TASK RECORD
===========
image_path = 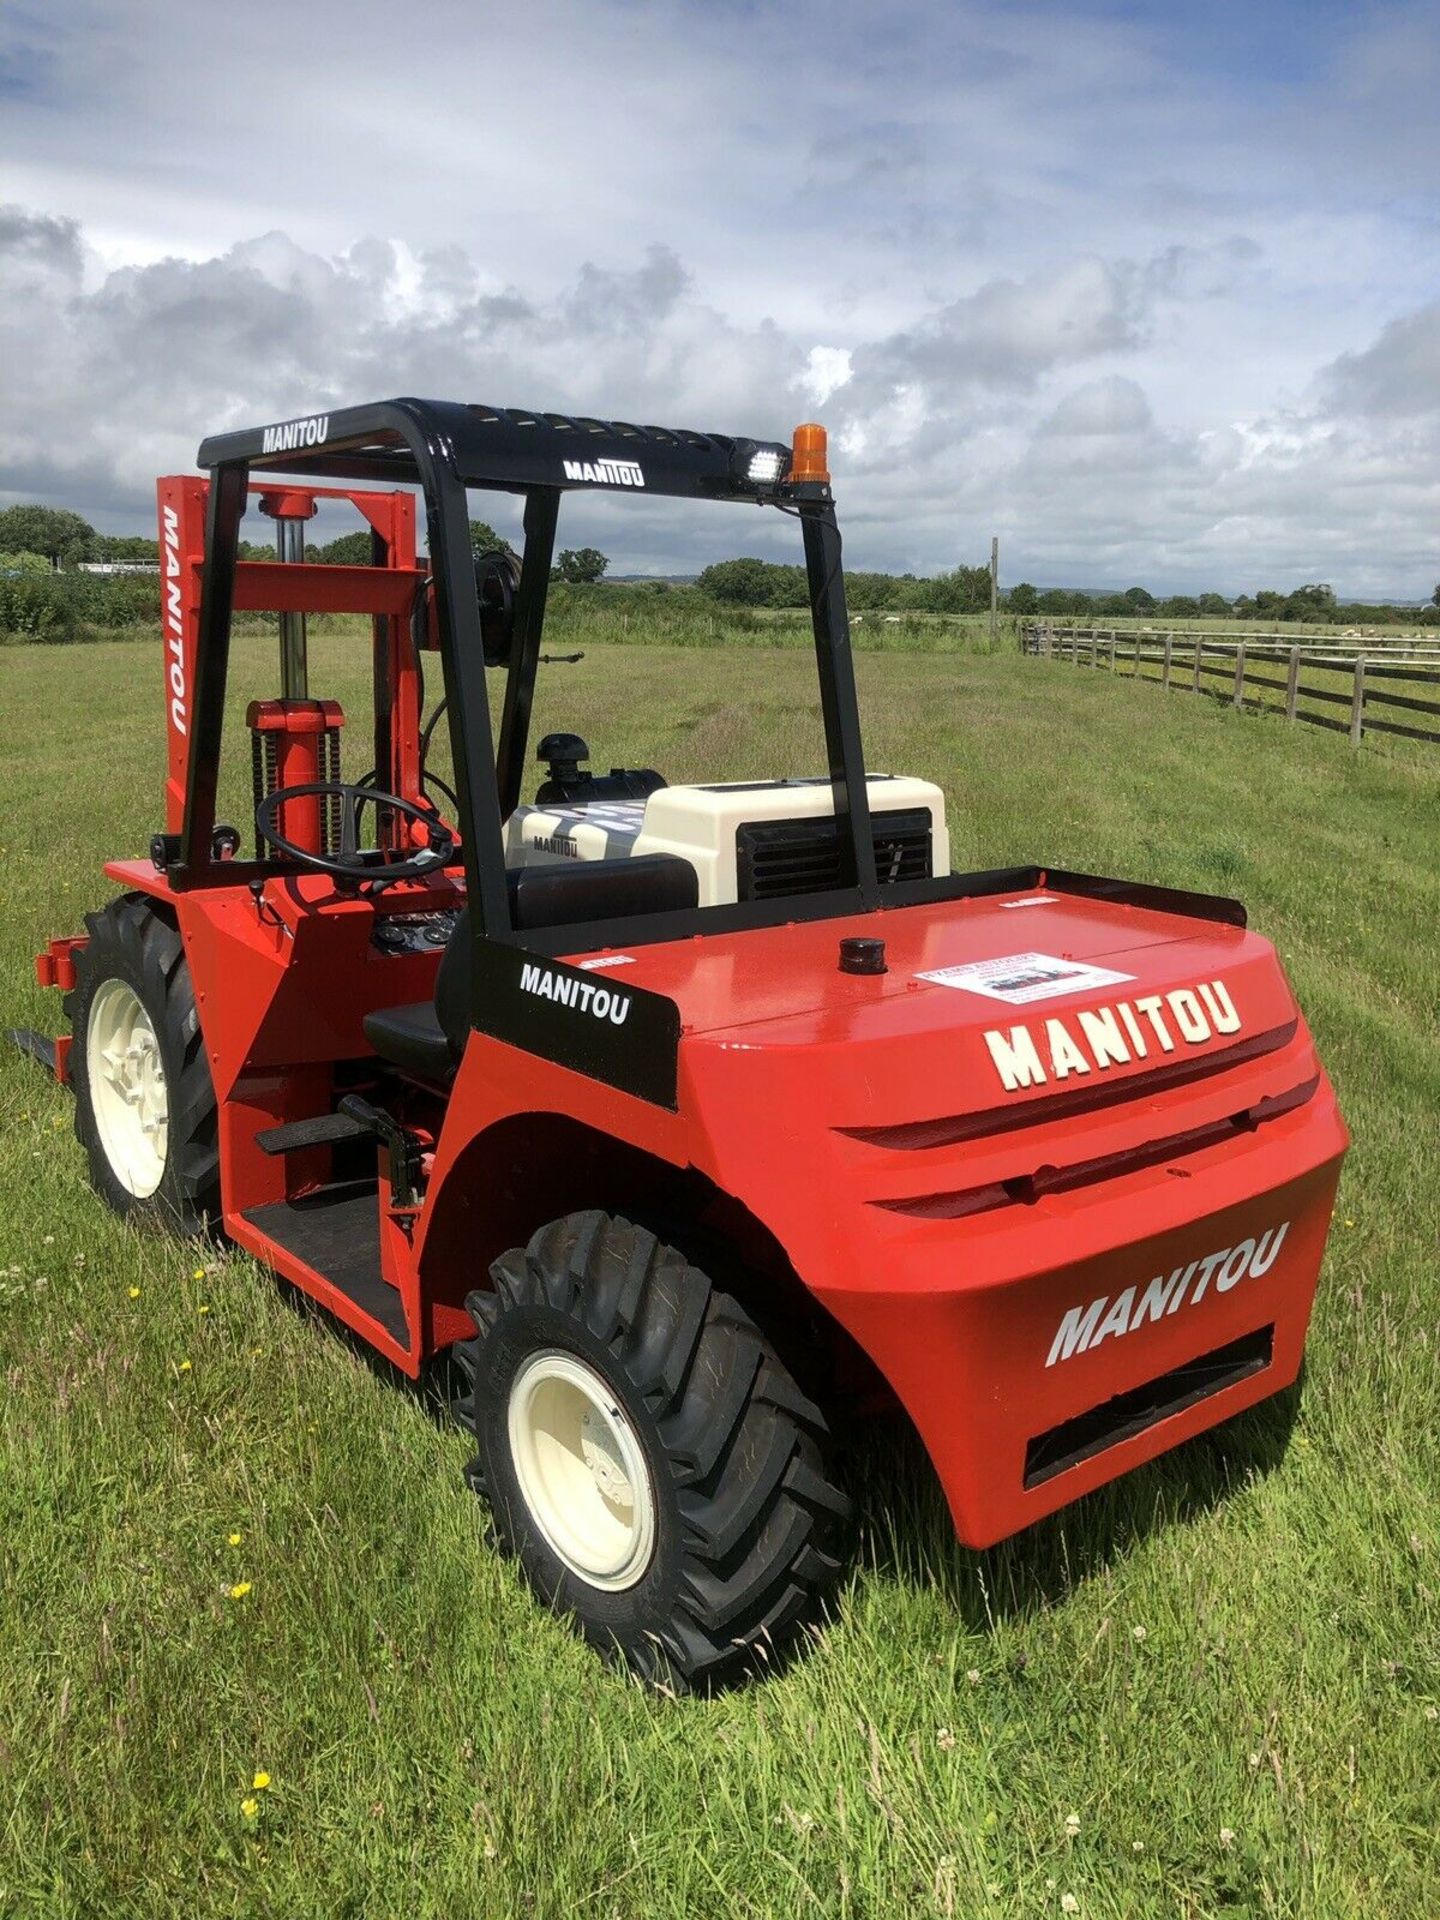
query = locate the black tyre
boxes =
[453,1211,851,1691]
[65,895,220,1236]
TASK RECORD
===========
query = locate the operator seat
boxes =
[361,853,699,1082]
[358,926,469,1083]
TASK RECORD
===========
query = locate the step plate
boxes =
[242,1182,407,1345]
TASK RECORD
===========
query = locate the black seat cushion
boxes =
[504,852,697,937]
[363,854,699,1079]
[360,999,455,1083]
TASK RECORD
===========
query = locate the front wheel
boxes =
[453,1211,851,1691]
[66,896,220,1235]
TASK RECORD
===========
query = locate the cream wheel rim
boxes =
[506,1350,657,1590]
[86,979,169,1199]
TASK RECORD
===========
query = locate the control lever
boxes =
[338,1094,422,1208]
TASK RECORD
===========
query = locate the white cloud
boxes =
[1324,304,1440,419]
[797,347,854,408]
[1040,377,1154,438]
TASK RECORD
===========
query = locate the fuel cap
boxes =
[839,936,887,975]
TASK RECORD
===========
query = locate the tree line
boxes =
[2,502,1433,626]
[698,557,1440,626]
[1003,580,1433,625]
[0,504,610,586]
[698,557,995,613]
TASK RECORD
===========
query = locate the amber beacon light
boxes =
[790,422,830,485]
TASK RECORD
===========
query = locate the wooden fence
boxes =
[1019,624,1440,749]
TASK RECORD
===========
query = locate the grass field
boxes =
[1,632,1437,1919]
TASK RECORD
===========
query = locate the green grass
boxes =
[1,634,1437,1919]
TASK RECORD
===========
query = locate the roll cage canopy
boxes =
[198,397,796,504]
[182,394,938,955]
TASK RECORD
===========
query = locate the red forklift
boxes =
[22,400,1348,1688]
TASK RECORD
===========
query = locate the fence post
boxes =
[1192,636,1203,693]
[1349,657,1367,746]
[1285,647,1300,722]
[1162,632,1173,691]
[1109,630,1118,672]
[1232,642,1246,709]
[1090,632,1098,670]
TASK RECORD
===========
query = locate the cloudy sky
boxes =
[2,0,1438,592]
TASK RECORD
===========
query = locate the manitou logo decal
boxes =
[1046,1222,1289,1367]
[161,504,186,737]
[520,961,631,1025]
[261,414,330,454]
[984,980,1242,1091]
[531,833,581,858]
[562,457,645,487]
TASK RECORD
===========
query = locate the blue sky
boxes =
[1,0,1437,593]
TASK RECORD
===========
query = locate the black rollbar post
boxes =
[800,501,880,907]
[369,523,394,800]
[428,470,513,942]
[495,487,561,817]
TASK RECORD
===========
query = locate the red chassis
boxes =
[84,851,1344,1550]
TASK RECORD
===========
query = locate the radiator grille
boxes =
[736,807,932,901]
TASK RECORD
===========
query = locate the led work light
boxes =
[728,437,791,493]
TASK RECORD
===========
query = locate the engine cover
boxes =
[504,775,950,905]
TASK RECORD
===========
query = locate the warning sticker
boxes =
[916,951,1136,1004]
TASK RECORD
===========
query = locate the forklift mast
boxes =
[156,471,426,861]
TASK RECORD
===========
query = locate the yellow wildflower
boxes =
[252,1770,271,1791]
[193,1267,206,1281]
[178,1360,192,1374]
[228,1531,243,1547]
[127,1286,141,1300]
[240,1796,259,1820]
[229,1581,252,1600]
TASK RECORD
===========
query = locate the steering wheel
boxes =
[255,782,458,886]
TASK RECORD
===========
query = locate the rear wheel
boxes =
[66,896,220,1235]
[454,1211,851,1691]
